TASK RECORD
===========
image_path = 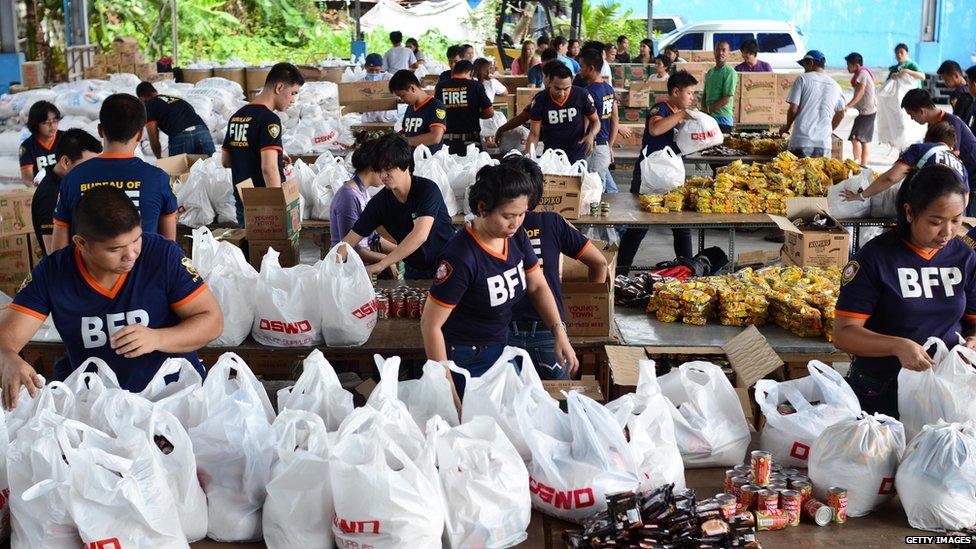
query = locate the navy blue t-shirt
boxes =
[146,95,207,137]
[586,81,616,143]
[350,176,455,273]
[435,77,493,135]
[512,211,590,322]
[528,86,597,162]
[402,96,447,154]
[19,130,63,177]
[429,226,540,345]
[836,233,976,377]
[898,143,969,189]
[527,65,544,87]
[10,233,207,392]
[937,111,976,190]
[223,103,285,187]
[54,155,178,237]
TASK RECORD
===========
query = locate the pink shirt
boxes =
[511,57,540,75]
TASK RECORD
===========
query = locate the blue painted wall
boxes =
[614,0,976,71]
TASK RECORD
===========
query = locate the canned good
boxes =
[600,201,610,217]
[779,490,802,527]
[826,487,848,524]
[790,480,813,504]
[731,476,751,498]
[739,485,761,510]
[780,468,799,478]
[755,509,790,531]
[757,489,779,513]
[770,463,782,473]
[751,450,773,487]
[407,295,421,319]
[589,202,600,217]
[777,403,797,415]
[724,470,737,494]
[716,493,738,521]
[789,474,811,486]
[768,482,788,491]
[768,473,787,484]
[392,293,407,318]
[802,498,833,526]
[375,295,389,319]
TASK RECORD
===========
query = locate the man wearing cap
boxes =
[780,50,845,158]
[434,59,494,154]
[361,53,398,125]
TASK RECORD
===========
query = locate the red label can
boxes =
[802,498,833,527]
[755,509,789,531]
[790,480,813,505]
[724,470,737,494]
[407,296,421,319]
[757,489,779,513]
[779,489,802,527]
[375,295,389,319]
[716,493,738,521]
[826,487,848,524]
[731,476,750,498]
[739,485,761,510]
[751,450,772,487]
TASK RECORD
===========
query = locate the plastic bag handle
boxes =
[372,354,402,400]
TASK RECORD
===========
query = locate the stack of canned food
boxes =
[372,287,428,320]
[723,450,846,530]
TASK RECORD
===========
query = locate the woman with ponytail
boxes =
[834,164,976,417]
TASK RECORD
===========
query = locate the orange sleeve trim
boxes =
[895,159,911,167]
[53,219,69,228]
[170,282,208,309]
[574,239,593,260]
[482,107,494,114]
[8,303,48,322]
[964,313,976,322]
[426,292,457,310]
[429,123,447,129]
[525,262,541,274]
[835,309,871,320]
[159,211,178,218]
[261,146,283,152]
[20,165,33,170]
[146,120,158,126]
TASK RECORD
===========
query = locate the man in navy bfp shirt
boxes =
[526,63,600,163]
[342,133,455,279]
[0,187,223,407]
[51,93,179,253]
[223,62,305,227]
[435,60,494,154]
[136,81,215,158]
[390,70,447,153]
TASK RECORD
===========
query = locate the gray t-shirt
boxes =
[383,46,417,72]
[786,71,846,150]
[851,68,877,115]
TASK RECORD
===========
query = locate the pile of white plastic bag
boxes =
[525,145,604,213]
[191,227,259,347]
[899,337,976,441]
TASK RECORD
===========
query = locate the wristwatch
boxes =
[549,321,567,334]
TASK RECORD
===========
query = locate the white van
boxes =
[656,20,806,72]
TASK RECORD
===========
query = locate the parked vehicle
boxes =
[656,20,806,72]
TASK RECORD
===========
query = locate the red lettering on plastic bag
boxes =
[529,476,595,510]
[259,318,313,333]
[333,514,381,534]
[87,539,122,549]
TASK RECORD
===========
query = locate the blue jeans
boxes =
[507,322,568,380]
[602,168,618,194]
[447,343,508,398]
[168,126,216,156]
[789,147,827,159]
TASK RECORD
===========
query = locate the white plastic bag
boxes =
[606,360,685,492]
[5,379,74,442]
[459,346,547,461]
[517,388,640,523]
[808,413,906,517]
[0,411,12,542]
[399,361,459,432]
[430,415,531,548]
[148,409,208,543]
[330,406,444,548]
[318,242,378,347]
[573,160,604,212]
[899,339,976,442]
[414,145,459,216]
[754,361,862,467]
[876,75,926,151]
[188,353,275,542]
[174,174,215,228]
[192,226,258,346]
[263,410,334,549]
[276,349,354,431]
[658,361,750,467]
[828,168,873,219]
[138,358,204,428]
[639,146,685,194]
[62,357,120,425]
[870,181,901,218]
[675,110,723,154]
[896,420,976,531]
[253,249,323,347]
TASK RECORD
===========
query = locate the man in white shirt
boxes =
[781,50,846,158]
[383,31,417,73]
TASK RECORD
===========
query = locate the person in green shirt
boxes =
[888,43,925,87]
[703,40,738,132]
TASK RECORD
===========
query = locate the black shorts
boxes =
[849,113,876,143]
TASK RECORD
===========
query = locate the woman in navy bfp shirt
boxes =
[422,163,579,395]
[835,165,976,418]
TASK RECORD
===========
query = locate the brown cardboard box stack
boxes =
[89,36,157,80]
[672,62,709,91]
[20,61,44,88]
[236,180,302,269]
[0,189,38,296]
[536,173,584,220]
[770,198,850,270]
[560,240,618,337]
[337,81,398,113]
[736,73,797,125]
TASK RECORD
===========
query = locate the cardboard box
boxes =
[135,63,156,79]
[337,81,397,113]
[771,198,850,270]
[672,62,709,90]
[20,61,44,88]
[0,189,35,236]
[27,234,43,269]
[615,123,644,150]
[537,174,583,219]
[610,63,650,84]
[776,73,798,101]
[421,74,441,87]
[148,72,175,83]
[831,133,843,161]
[104,52,122,67]
[83,67,107,80]
[624,84,651,108]
[560,240,618,337]
[0,235,32,296]
[738,72,777,99]
[603,325,783,398]
[620,107,651,123]
[92,54,107,69]
[496,74,528,95]
[682,50,744,63]
[156,154,208,185]
[180,227,246,260]
[113,36,140,54]
[543,376,605,407]
[737,96,781,125]
[299,65,345,84]
[237,179,302,240]
[516,87,541,114]
[248,234,301,270]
